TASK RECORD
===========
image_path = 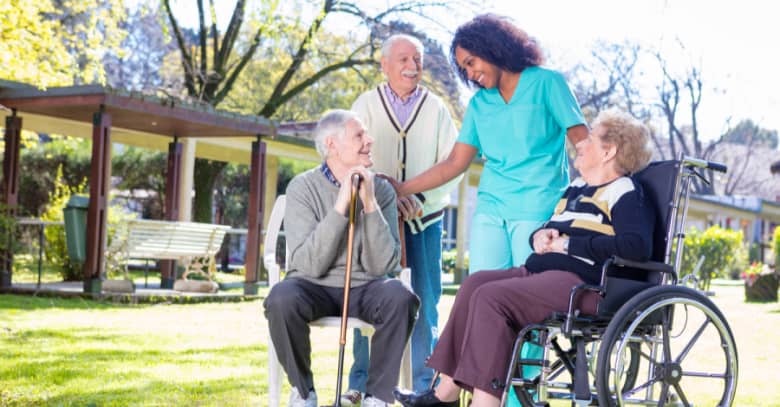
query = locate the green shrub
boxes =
[0,203,19,280]
[729,243,749,280]
[680,226,743,291]
[41,167,86,281]
[774,226,780,270]
[40,166,136,281]
[442,248,468,274]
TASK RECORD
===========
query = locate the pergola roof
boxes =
[0,80,275,138]
[0,80,322,164]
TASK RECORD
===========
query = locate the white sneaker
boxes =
[340,389,363,406]
[361,395,389,407]
[288,388,317,407]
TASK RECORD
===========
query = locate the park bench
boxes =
[112,219,230,293]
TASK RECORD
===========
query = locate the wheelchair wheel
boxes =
[510,337,640,406]
[595,285,738,406]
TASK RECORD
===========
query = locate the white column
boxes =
[178,138,196,221]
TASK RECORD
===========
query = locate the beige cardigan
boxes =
[351,84,462,233]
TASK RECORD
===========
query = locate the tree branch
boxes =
[259,0,335,117]
[162,0,197,96]
[260,58,375,117]
[197,0,207,89]
[216,0,246,75]
[209,0,219,70]
[211,24,267,106]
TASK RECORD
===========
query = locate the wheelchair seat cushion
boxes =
[597,277,657,316]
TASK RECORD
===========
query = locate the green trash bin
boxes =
[63,195,90,264]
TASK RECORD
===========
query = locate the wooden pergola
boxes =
[0,80,301,294]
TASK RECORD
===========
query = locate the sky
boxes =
[165,0,780,142]
[490,0,780,141]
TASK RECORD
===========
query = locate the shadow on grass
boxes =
[0,294,148,311]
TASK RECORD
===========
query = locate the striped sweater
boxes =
[525,176,655,285]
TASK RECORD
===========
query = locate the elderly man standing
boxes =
[264,109,419,407]
[343,34,462,404]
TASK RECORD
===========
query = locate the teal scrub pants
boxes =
[468,212,545,405]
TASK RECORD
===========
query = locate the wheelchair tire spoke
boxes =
[637,345,659,366]
[674,316,710,364]
[621,376,656,399]
[673,383,692,407]
[681,370,728,379]
[657,383,670,407]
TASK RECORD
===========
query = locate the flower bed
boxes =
[743,263,778,302]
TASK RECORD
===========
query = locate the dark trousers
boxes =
[426,267,599,398]
[264,277,419,403]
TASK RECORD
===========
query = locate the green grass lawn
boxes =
[0,282,779,406]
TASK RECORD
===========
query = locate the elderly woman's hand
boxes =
[548,235,569,254]
[532,228,559,254]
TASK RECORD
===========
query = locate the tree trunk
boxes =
[193,159,227,223]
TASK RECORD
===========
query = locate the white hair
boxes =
[381,34,424,59]
[314,109,360,159]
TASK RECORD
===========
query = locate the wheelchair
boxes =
[501,157,738,407]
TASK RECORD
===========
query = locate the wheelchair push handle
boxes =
[682,156,728,173]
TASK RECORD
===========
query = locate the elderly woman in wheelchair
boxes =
[395,109,738,407]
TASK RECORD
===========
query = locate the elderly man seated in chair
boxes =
[264,109,420,407]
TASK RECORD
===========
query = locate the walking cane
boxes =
[330,173,361,407]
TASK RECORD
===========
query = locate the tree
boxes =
[18,136,92,216]
[104,4,178,91]
[565,41,645,122]
[161,0,466,222]
[709,120,779,197]
[0,0,127,87]
[112,146,167,219]
[570,39,777,195]
[720,119,777,149]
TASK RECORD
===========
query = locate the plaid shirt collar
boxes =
[320,162,340,187]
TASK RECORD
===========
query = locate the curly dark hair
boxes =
[450,14,544,87]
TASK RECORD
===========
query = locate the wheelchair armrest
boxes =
[607,256,677,284]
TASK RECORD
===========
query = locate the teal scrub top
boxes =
[458,66,585,221]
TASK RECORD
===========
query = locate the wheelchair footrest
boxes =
[518,358,549,367]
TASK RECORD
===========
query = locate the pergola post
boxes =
[83,109,111,294]
[244,138,266,295]
[1,111,22,288]
[160,139,183,289]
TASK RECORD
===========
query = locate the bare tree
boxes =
[161,0,465,222]
[566,41,643,120]
[711,120,779,197]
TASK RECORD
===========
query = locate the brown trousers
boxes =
[426,267,599,398]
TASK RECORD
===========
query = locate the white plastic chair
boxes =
[265,195,413,407]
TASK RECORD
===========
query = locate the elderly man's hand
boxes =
[397,196,421,221]
[354,167,378,213]
[335,166,377,215]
